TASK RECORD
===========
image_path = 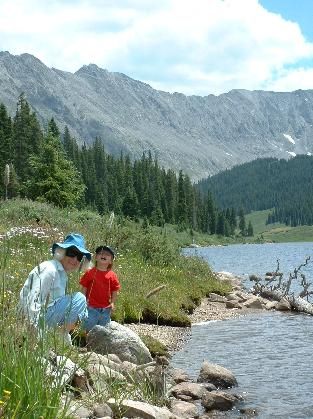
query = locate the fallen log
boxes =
[251,256,313,316]
[256,288,313,315]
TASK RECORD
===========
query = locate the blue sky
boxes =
[260,0,313,43]
[0,0,313,96]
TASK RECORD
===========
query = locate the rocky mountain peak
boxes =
[0,51,313,180]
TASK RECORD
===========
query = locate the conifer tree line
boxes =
[0,94,249,236]
[196,155,313,228]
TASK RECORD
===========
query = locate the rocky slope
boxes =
[1,51,313,180]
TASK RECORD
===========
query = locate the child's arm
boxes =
[110,290,118,311]
[81,286,87,296]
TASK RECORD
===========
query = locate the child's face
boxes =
[95,250,113,269]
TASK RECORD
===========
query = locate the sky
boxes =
[1,0,313,96]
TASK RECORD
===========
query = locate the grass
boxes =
[0,198,231,417]
[245,210,313,243]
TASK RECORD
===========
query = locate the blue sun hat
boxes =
[52,233,91,260]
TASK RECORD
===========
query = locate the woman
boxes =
[19,233,91,345]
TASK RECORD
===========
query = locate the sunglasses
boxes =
[65,247,84,262]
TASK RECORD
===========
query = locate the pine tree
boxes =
[26,132,85,207]
[206,191,217,234]
[216,212,225,236]
[12,94,43,189]
[176,170,188,228]
[47,117,60,138]
[122,186,139,219]
[247,220,254,236]
[238,208,246,236]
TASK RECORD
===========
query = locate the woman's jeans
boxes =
[45,292,88,327]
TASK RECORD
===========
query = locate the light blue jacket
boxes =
[19,259,68,324]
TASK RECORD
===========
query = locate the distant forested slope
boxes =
[196,155,313,226]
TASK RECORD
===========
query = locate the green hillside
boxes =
[245,209,313,242]
[197,155,313,228]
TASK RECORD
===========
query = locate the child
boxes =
[80,245,120,332]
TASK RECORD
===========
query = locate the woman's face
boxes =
[61,247,84,273]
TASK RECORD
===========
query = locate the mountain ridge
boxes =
[1,51,313,180]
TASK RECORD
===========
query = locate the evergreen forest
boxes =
[197,155,313,227]
[0,94,250,237]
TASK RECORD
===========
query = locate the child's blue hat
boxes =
[52,233,91,260]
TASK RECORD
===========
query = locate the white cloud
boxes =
[0,0,313,95]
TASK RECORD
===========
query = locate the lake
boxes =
[172,242,313,418]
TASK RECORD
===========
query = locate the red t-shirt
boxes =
[79,267,120,308]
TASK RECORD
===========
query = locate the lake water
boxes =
[172,242,313,418]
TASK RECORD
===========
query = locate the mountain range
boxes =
[1,51,313,180]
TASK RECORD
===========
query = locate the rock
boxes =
[239,407,258,415]
[243,296,264,309]
[170,382,207,400]
[225,301,242,309]
[202,383,217,392]
[226,293,240,301]
[46,356,80,388]
[201,391,238,411]
[80,351,122,373]
[170,368,191,383]
[66,401,93,418]
[170,400,199,418]
[107,398,177,419]
[93,403,113,418]
[276,298,292,311]
[197,361,237,388]
[265,301,277,310]
[207,293,227,303]
[87,322,153,365]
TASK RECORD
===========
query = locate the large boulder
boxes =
[87,322,153,365]
[107,398,177,419]
[201,390,239,411]
[170,382,208,400]
[197,361,237,388]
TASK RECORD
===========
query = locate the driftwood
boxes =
[250,257,313,316]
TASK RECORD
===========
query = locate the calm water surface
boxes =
[172,242,313,418]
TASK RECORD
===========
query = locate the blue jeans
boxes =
[45,292,88,327]
[83,306,111,332]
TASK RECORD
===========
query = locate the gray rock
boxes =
[170,382,208,400]
[201,391,238,411]
[170,400,199,418]
[93,403,113,418]
[243,297,264,309]
[276,298,292,311]
[107,398,178,419]
[170,368,191,383]
[197,361,237,388]
[207,293,227,303]
[225,301,242,309]
[87,322,153,365]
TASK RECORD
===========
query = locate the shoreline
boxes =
[127,271,259,353]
